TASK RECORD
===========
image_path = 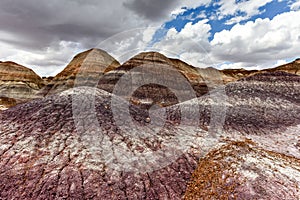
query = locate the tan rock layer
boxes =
[98,52,209,108]
[39,48,120,96]
[0,61,44,109]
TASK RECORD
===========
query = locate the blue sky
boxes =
[161,0,291,39]
[152,0,293,44]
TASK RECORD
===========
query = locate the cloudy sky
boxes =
[1,0,300,76]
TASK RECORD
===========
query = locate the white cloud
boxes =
[176,0,211,10]
[225,16,249,25]
[216,60,287,71]
[170,1,211,19]
[290,0,300,10]
[95,27,158,64]
[210,10,300,69]
[2,41,83,76]
[152,20,213,67]
[217,0,273,24]
[150,9,300,71]
[217,62,248,70]
[219,0,272,16]
[273,59,289,67]
[171,8,187,17]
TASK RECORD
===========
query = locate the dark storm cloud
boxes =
[0,0,151,50]
[123,0,178,20]
[0,0,182,51]
[0,0,184,75]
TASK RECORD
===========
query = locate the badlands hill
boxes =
[39,49,300,109]
[39,48,120,96]
[0,61,44,110]
[98,51,209,108]
[0,70,299,199]
[220,58,300,83]
[1,48,299,111]
[269,58,300,75]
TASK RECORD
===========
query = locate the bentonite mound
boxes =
[172,71,300,136]
[37,49,300,110]
[39,48,120,96]
[220,68,259,83]
[224,71,300,134]
[219,58,300,83]
[98,52,209,108]
[0,61,44,109]
[268,58,300,75]
[0,71,299,199]
[0,87,203,199]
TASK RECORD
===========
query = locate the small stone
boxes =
[145,117,151,123]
